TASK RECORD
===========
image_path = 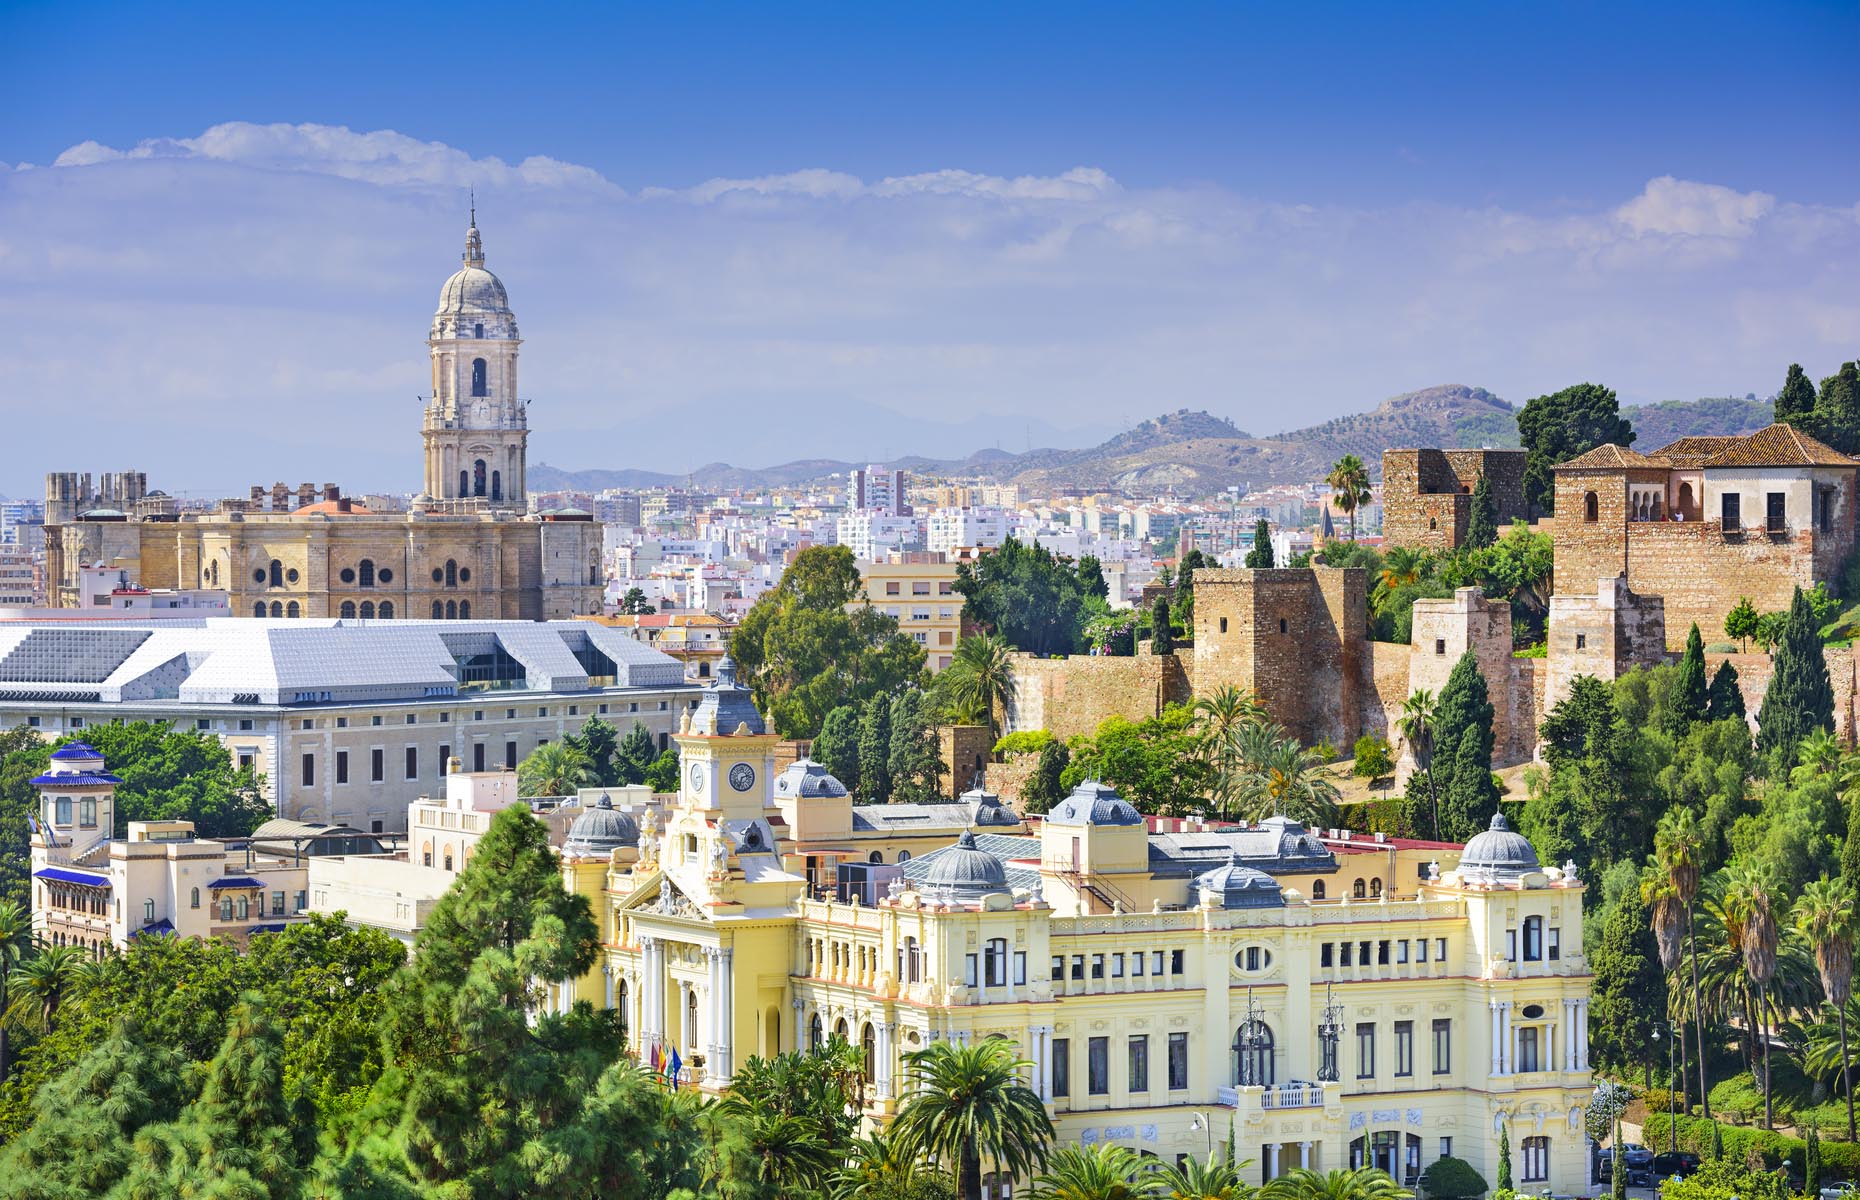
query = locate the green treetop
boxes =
[1756,586,1835,764]
[1776,362,1817,423]
[1466,474,1499,549]
[856,693,893,802]
[812,704,862,790]
[1517,382,1633,515]
[1151,594,1175,654]
[1244,518,1274,568]
[1588,882,1668,1074]
[1669,623,1709,734]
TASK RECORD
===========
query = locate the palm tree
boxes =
[1641,866,1690,1108]
[5,943,87,1033]
[729,1108,839,1193]
[1686,878,1818,1093]
[943,633,1019,745]
[1653,807,1712,1123]
[1395,690,1438,838]
[515,741,595,797]
[1193,686,1267,813]
[1799,729,1843,775]
[1260,1166,1410,1200]
[834,1133,937,1200]
[1232,735,1341,826]
[1032,1142,1151,1200]
[1326,455,1373,543]
[1722,860,1791,1128]
[890,1039,1052,1200]
[1795,876,1856,1138]
[0,899,31,1081]
[1376,546,1428,594]
[1148,1151,1253,1200]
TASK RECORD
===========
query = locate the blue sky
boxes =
[1,1,1857,495]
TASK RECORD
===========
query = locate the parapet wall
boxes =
[1005,651,1192,742]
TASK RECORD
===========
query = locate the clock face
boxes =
[728,762,756,792]
[687,762,704,791]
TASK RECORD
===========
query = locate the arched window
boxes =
[359,601,375,619]
[432,600,444,619]
[1522,915,1543,961]
[834,1017,849,1043]
[446,559,458,588]
[270,601,284,618]
[1352,878,1366,899]
[898,850,911,863]
[379,601,393,619]
[862,1022,876,1082]
[340,601,356,618]
[444,849,454,871]
[1651,494,1664,520]
[445,600,457,620]
[459,469,469,497]
[458,600,471,619]
[144,898,155,923]
[237,896,249,920]
[422,842,433,867]
[809,1013,823,1051]
[1583,491,1599,523]
[472,460,486,497]
[471,358,487,397]
[1369,878,1382,898]
[220,898,233,921]
[190,887,200,909]
[491,470,502,502]
[1233,1020,1275,1086]
[1678,481,1695,513]
[868,851,884,864]
[359,559,375,587]
[269,559,283,588]
[286,601,300,618]
[688,991,700,1049]
[1312,880,1326,900]
[253,601,266,617]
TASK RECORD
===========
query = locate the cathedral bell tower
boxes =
[423,211,528,510]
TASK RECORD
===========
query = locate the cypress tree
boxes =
[1023,740,1070,814]
[1668,623,1708,733]
[887,691,946,804]
[1706,661,1746,723]
[1589,886,1668,1074]
[1806,1123,1822,1196]
[1244,519,1274,568]
[1430,650,1495,830]
[1440,732,1500,843]
[1756,586,1835,763]
[856,693,892,802]
[614,721,657,786]
[1151,595,1175,655]
[1777,363,1817,423]
[811,704,861,789]
[1467,475,1499,549]
[1497,1123,1513,1190]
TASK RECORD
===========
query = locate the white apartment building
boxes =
[849,465,911,515]
[926,507,1008,554]
[836,512,919,562]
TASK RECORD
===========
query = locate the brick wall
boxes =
[1383,448,1528,550]
[1703,648,1859,744]
[1192,566,1364,749]
[1544,576,1667,713]
[984,753,1041,805]
[1408,588,1523,763]
[1005,652,1193,742]
[940,724,994,795]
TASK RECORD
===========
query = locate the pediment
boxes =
[618,871,710,923]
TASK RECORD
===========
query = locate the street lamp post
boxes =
[1316,982,1344,1083]
[1190,1112,1214,1160]
[1653,1021,1678,1154]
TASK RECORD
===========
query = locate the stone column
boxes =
[793,998,806,1053]
[640,936,659,1055]
[1267,1144,1280,1180]
[1500,1001,1513,1075]
[704,949,720,1084]
[876,1022,894,1100]
[719,947,735,1079]
[1489,1001,1502,1075]
[603,965,615,1011]
[1299,1142,1311,1169]
[1577,1000,1589,1071]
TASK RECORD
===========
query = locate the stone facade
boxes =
[1552,426,1859,649]
[43,217,604,620]
[1382,449,1528,550]
[1006,652,1192,743]
[1408,588,1540,767]
[1192,567,1364,749]
[939,724,995,795]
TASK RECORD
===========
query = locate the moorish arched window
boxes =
[471,358,487,397]
[340,601,356,618]
[1583,492,1599,523]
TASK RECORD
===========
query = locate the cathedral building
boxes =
[43,217,603,621]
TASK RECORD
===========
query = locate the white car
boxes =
[1821,1182,1858,1200]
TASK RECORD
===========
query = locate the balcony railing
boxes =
[1216,1080,1328,1110]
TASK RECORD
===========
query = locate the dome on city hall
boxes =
[1456,812,1540,882]
[1194,852,1285,909]
[1045,779,1144,827]
[919,830,1009,903]
[562,794,639,858]
[774,758,849,799]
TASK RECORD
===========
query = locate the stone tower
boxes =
[423,212,528,510]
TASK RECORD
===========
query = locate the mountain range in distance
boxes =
[528,385,1776,499]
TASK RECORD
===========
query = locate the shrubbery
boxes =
[1641,1112,1859,1179]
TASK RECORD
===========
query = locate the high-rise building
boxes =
[849,465,911,515]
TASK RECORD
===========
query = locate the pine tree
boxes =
[1466,475,1499,549]
[1777,363,1817,423]
[856,694,893,802]
[567,716,620,785]
[811,704,861,789]
[1668,623,1708,733]
[1243,519,1274,568]
[1756,586,1835,763]
[1816,362,1860,454]
[1706,661,1746,723]
[614,721,658,786]
[1429,650,1496,836]
[1589,885,1668,1074]
[1497,1123,1513,1190]
[1151,595,1175,655]
[1440,733,1500,843]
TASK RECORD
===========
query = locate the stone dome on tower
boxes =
[433,216,515,329]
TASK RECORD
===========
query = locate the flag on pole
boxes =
[649,1043,660,1073]
[668,1048,682,1089]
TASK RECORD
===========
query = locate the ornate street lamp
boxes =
[1236,986,1269,1086]
[1316,982,1344,1083]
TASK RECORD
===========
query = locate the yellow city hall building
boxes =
[557,662,1596,1195]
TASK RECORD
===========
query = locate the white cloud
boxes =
[1615,175,1775,238]
[3,123,1856,496]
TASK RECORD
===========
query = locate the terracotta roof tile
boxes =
[1555,443,1657,470]
[1699,423,1857,468]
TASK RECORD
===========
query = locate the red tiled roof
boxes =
[1555,444,1658,470]
[1698,423,1857,468]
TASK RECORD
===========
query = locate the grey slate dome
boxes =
[687,655,766,736]
[1046,780,1143,827]
[774,758,848,799]
[919,830,1009,903]
[963,787,1019,827]
[562,794,639,858]
[1194,852,1285,909]
[1457,812,1541,881]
